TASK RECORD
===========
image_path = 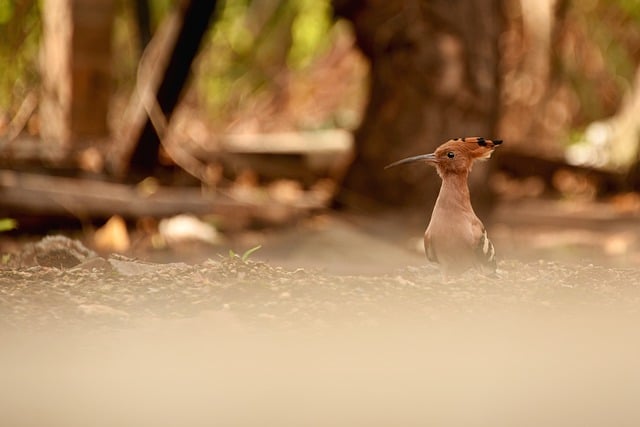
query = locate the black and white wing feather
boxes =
[424,234,438,264]
[474,227,496,272]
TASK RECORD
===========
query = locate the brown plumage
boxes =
[385,137,502,276]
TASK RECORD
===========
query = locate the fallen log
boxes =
[0,170,325,223]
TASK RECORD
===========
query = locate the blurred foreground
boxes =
[2,234,640,426]
[4,308,640,427]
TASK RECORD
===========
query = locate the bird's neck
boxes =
[435,171,474,214]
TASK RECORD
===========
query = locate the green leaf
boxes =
[0,0,14,25]
[0,218,17,232]
[241,245,262,262]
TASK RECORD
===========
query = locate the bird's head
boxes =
[384,137,502,176]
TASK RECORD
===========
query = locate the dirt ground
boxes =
[2,200,640,426]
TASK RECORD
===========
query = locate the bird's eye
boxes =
[447,152,455,159]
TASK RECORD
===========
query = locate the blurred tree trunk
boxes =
[40,0,115,148]
[498,0,562,155]
[333,0,503,211]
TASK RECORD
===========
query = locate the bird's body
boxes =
[385,137,501,276]
[425,168,495,275]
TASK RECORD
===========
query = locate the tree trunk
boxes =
[334,0,503,211]
[40,0,115,147]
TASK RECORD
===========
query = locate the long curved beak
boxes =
[384,153,437,169]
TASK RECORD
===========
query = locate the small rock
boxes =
[108,257,160,276]
[19,235,97,269]
[70,257,113,272]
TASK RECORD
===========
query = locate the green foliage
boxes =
[147,0,173,30]
[288,0,332,69]
[228,245,262,262]
[4,0,637,145]
[618,0,640,22]
[0,0,337,129]
[0,0,15,24]
[0,0,41,110]
[241,244,262,262]
[0,218,17,232]
[193,0,334,123]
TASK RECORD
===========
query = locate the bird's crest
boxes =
[445,137,502,160]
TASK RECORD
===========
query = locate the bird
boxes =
[385,137,502,277]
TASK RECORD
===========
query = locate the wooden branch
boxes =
[494,150,624,194]
[0,170,325,221]
[191,130,355,184]
[218,130,354,155]
[108,0,218,176]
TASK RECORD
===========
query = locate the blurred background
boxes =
[1,0,639,272]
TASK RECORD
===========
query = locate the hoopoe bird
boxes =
[385,137,502,276]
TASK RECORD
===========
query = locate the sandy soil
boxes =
[2,229,640,426]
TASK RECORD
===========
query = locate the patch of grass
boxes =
[228,245,263,263]
[241,245,262,262]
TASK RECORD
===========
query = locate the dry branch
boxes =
[0,170,325,222]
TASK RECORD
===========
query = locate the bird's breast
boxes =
[425,210,478,271]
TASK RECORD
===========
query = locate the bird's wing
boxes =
[424,233,439,264]
[472,223,496,271]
